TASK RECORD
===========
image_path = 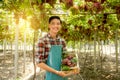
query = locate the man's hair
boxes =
[49,16,62,24]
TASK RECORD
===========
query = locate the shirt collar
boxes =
[47,33,60,40]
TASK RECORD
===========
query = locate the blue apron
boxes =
[45,45,67,80]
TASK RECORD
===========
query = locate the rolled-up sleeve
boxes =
[35,39,46,64]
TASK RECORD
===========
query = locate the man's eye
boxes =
[51,23,55,25]
[57,23,60,25]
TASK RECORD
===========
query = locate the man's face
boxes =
[49,19,61,34]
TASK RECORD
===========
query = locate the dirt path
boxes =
[0,50,120,80]
[0,51,34,80]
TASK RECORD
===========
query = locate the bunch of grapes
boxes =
[62,55,76,67]
[61,53,78,71]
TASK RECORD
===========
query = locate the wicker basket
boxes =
[61,51,79,73]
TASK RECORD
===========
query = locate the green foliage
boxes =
[0,0,120,44]
[107,0,120,7]
[61,65,70,71]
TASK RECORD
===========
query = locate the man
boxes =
[36,16,78,80]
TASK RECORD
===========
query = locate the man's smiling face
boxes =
[49,19,61,34]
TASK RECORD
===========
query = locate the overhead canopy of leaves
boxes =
[0,0,120,42]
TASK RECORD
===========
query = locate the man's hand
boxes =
[73,68,80,74]
[56,69,80,77]
[56,71,73,77]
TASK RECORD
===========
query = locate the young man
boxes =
[36,16,77,80]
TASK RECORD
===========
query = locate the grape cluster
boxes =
[62,54,77,67]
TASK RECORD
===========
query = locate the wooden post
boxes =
[23,20,27,73]
[94,30,97,72]
[14,18,19,79]
[115,29,118,72]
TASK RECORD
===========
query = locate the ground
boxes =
[0,50,82,80]
[0,48,120,80]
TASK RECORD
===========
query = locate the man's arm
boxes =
[37,62,74,77]
[37,62,58,74]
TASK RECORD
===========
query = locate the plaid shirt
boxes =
[36,33,66,64]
